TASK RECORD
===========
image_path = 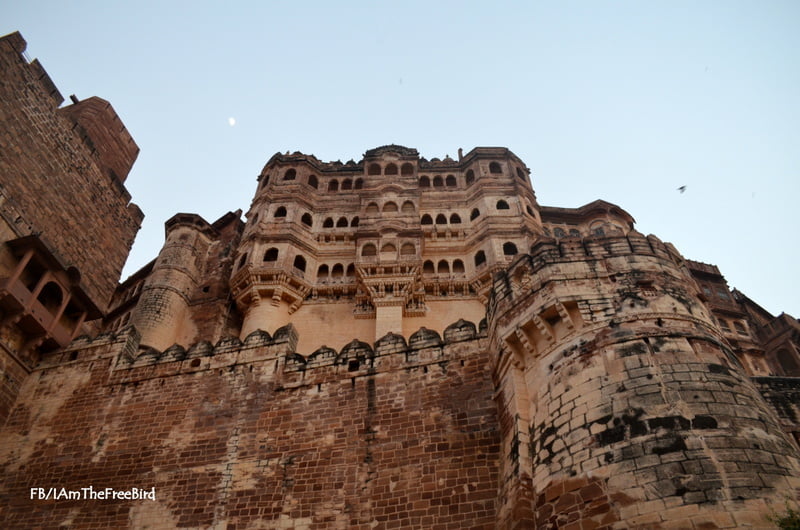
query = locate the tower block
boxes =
[489,233,800,528]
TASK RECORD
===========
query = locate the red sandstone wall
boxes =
[0,33,142,311]
[0,323,499,529]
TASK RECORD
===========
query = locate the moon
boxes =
[228,117,236,127]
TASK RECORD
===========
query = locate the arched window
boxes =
[474,251,486,267]
[452,259,465,274]
[323,217,334,228]
[284,168,296,180]
[470,208,480,221]
[437,260,450,274]
[274,206,287,218]
[419,176,430,187]
[569,229,581,237]
[331,263,344,278]
[351,216,360,227]
[400,243,415,256]
[260,175,270,188]
[380,243,397,258]
[238,253,249,269]
[516,167,526,181]
[354,178,364,190]
[346,264,355,277]
[336,217,348,228]
[383,202,398,213]
[421,214,433,225]
[37,281,63,313]
[401,163,414,175]
[402,200,415,213]
[368,163,381,175]
[526,205,535,216]
[293,255,306,272]
[445,175,457,187]
[328,180,339,192]
[489,162,502,174]
[250,212,259,225]
[308,174,318,189]
[449,213,461,224]
[733,321,747,335]
[423,260,435,274]
[465,169,475,185]
[301,213,313,227]
[554,227,566,238]
[496,200,510,210]
[366,203,379,214]
[385,163,398,175]
[264,248,279,262]
[435,214,447,224]
[503,242,518,255]
[342,179,353,190]
[318,264,329,278]
[362,243,377,257]
[433,176,444,187]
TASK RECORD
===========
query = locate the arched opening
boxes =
[362,243,377,257]
[383,202,398,213]
[435,214,447,225]
[308,174,318,188]
[301,213,313,227]
[470,208,480,221]
[354,178,364,190]
[380,243,397,259]
[516,167,526,181]
[496,200,510,210]
[437,260,450,274]
[474,251,486,267]
[274,206,287,218]
[328,180,339,192]
[336,217,348,228]
[250,212,259,225]
[318,264,329,279]
[554,227,566,238]
[400,243,415,256]
[423,260,435,274]
[385,163,398,175]
[503,242,518,255]
[569,229,581,237]
[777,349,800,376]
[293,255,307,273]
[489,162,502,174]
[260,175,270,188]
[238,253,249,269]
[368,163,381,175]
[331,263,344,278]
[351,216,360,227]
[401,163,414,175]
[449,213,461,224]
[445,175,457,187]
[37,281,63,313]
[264,248,279,262]
[526,205,535,216]
[419,176,430,187]
[323,217,334,228]
[346,264,355,277]
[284,168,296,180]
[452,259,465,274]
[342,179,353,190]
[366,203,379,214]
[421,214,433,225]
[401,200,415,213]
[433,176,444,187]
[465,169,475,185]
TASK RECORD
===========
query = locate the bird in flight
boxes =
[677,186,687,193]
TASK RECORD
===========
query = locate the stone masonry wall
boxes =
[0,320,499,529]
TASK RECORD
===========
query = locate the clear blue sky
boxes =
[3,1,798,317]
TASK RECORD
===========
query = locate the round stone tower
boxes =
[488,231,800,528]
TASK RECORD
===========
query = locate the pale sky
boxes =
[3,1,798,317]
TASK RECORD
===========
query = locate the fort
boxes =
[1,31,799,529]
